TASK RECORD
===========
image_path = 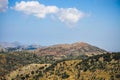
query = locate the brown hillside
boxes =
[36,42,107,57]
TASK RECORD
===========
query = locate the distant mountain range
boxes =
[0,42,107,55]
[0,41,21,48]
[0,42,42,51]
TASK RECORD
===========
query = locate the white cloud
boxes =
[0,0,8,12]
[12,1,86,25]
[58,8,84,24]
[13,1,58,18]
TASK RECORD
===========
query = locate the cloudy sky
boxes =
[0,0,120,51]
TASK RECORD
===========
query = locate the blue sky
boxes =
[0,0,120,51]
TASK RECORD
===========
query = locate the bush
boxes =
[110,75,114,80]
[62,72,70,79]
[31,71,34,75]
[21,76,25,80]
[25,74,29,78]
[115,74,120,78]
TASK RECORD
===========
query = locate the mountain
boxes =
[0,42,42,52]
[36,42,107,60]
[0,41,21,48]
[0,41,120,80]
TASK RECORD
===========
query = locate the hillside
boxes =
[3,52,120,80]
[0,51,45,79]
[36,42,107,60]
[34,52,120,80]
[5,64,50,80]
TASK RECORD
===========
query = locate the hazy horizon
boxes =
[0,0,120,52]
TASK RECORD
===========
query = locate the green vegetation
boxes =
[0,51,53,79]
[0,51,120,80]
[34,52,120,80]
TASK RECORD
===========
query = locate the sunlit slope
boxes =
[35,53,120,80]
[5,64,50,80]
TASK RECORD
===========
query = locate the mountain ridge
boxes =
[36,42,107,59]
[0,42,42,51]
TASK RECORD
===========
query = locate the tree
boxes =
[115,74,120,78]
[25,74,29,78]
[61,72,70,79]
[110,75,114,80]
[21,76,25,80]
[31,71,34,75]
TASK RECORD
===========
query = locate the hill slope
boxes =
[36,52,120,80]
[36,42,107,60]
[4,52,120,80]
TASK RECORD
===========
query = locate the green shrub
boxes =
[61,72,70,79]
